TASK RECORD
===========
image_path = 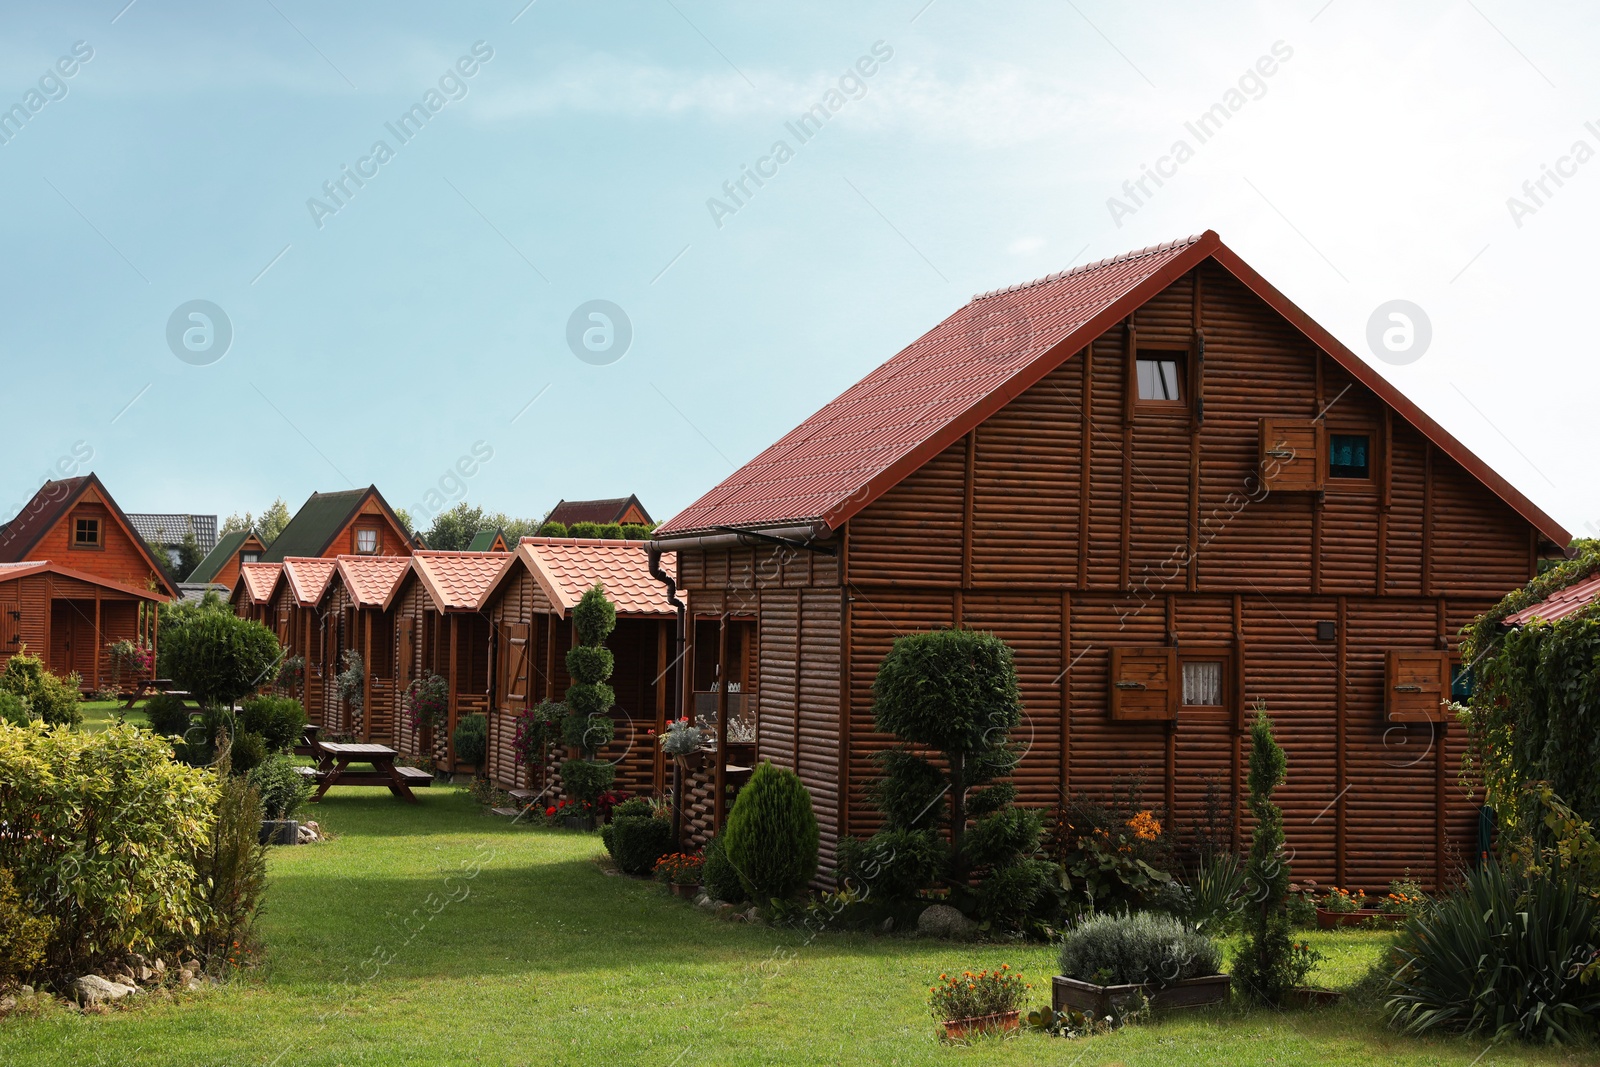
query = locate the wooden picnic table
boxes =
[310,742,431,804]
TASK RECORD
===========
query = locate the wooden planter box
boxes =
[562,814,596,832]
[940,1010,1019,1041]
[1052,973,1230,1017]
[1316,908,1405,929]
[669,882,700,900]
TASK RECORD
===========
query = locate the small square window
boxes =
[241,552,259,564]
[1329,434,1370,479]
[74,517,100,546]
[1136,356,1184,403]
[1182,660,1224,706]
[356,529,378,554]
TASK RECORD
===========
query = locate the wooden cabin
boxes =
[259,486,413,563]
[0,474,177,690]
[320,555,410,744]
[187,529,267,594]
[649,232,1570,890]
[259,558,336,726]
[391,551,513,771]
[229,562,282,627]
[468,528,510,552]
[0,562,166,690]
[479,538,680,798]
[546,495,652,528]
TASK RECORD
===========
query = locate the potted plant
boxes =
[929,965,1029,1041]
[653,851,705,899]
[659,716,705,769]
[1314,885,1407,928]
[1053,912,1230,1017]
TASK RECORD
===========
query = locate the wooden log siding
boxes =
[667,261,1540,890]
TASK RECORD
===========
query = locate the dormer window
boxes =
[241,551,259,564]
[355,528,379,554]
[73,516,100,547]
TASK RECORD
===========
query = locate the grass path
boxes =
[1,785,1587,1066]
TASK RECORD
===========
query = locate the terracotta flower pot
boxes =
[1315,907,1406,929]
[675,750,707,771]
[940,1010,1020,1041]
[670,882,700,900]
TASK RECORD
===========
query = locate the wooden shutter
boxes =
[1259,418,1325,492]
[0,601,19,657]
[1385,650,1451,722]
[505,622,530,709]
[1110,647,1177,721]
[397,616,414,691]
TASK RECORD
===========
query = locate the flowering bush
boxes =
[1319,886,1368,913]
[1377,878,1427,917]
[106,639,154,679]
[658,716,703,756]
[928,965,1029,1021]
[403,672,449,732]
[541,789,628,824]
[512,700,564,767]
[1048,793,1175,911]
[653,852,705,886]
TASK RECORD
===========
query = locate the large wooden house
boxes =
[391,551,514,771]
[479,538,680,798]
[259,486,413,563]
[0,474,175,690]
[648,232,1569,890]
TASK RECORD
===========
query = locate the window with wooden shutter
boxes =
[1385,650,1451,722]
[505,622,530,709]
[1258,418,1324,492]
[1110,647,1178,721]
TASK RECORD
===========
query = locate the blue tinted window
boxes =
[1451,664,1474,701]
[1329,434,1370,479]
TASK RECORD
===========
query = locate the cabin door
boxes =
[0,600,19,661]
[49,600,97,681]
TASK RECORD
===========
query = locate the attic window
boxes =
[1328,434,1371,479]
[1135,354,1184,405]
[355,528,378,555]
[241,552,259,564]
[73,517,100,547]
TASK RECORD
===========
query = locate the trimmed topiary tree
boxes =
[560,584,618,810]
[720,762,819,902]
[160,611,281,712]
[537,520,568,537]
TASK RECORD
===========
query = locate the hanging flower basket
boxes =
[676,749,708,771]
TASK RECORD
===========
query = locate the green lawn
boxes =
[78,698,150,732]
[0,786,1587,1066]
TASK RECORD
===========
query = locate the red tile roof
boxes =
[236,562,283,605]
[506,538,677,618]
[282,557,337,607]
[0,559,170,601]
[410,551,514,612]
[654,231,1568,546]
[335,554,411,609]
[546,495,651,526]
[1503,573,1600,626]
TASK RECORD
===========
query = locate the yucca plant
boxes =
[1181,851,1249,935]
[1386,858,1600,1044]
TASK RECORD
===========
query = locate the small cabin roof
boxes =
[493,537,677,619]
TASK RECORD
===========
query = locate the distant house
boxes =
[467,528,509,552]
[126,512,218,571]
[545,495,652,528]
[186,529,267,593]
[0,474,176,689]
[260,486,413,563]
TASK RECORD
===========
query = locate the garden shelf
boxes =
[1051,973,1230,1017]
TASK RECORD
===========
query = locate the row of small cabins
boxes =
[0,231,1580,892]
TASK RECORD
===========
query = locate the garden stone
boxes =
[0,996,16,1014]
[917,904,977,939]
[153,959,165,975]
[19,984,32,995]
[73,974,139,1006]
[741,906,762,924]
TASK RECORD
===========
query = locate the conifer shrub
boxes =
[452,713,487,768]
[598,522,624,540]
[569,521,603,538]
[702,835,747,903]
[247,754,312,821]
[537,520,568,537]
[721,762,819,902]
[144,692,194,738]
[238,694,307,753]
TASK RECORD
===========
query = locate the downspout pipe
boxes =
[647,544,686,845]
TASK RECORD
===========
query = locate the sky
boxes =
[1,0,1597,539]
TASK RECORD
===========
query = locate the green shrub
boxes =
[1233,703,1319,1004]
[561,707,616,752]
[565,645,615,685]
[1385,858,1600,1043]
[569,521,603,539]
[228,730,268,775]
[238,694,307,753]
[1059,911,1223,987]
[975,857,1056,929]
[563,584,618,758]
[160,610,281,710]
[702,835,747,903]
[722,762,819,902]
[144,692,193,738]
[0,721,215,976]
[572,584,616,645]
[537,520,568,537]
[620,523,654,540]
[597,522,624,540]
[560,758,615,806]
[1181,852,1249,935]
[1047,785,1176,912]
[838,828,947,903]
[194,771,267,970]
[0,866,55,988]
[452,714,487,767]
[610,815,672,875]
[0,652,81,727]
[0,691,32,726]
[247,755,312,821]
[611,797,653,821]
